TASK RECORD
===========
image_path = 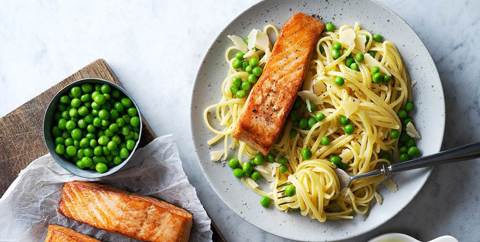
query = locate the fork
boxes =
[335,142,480,189]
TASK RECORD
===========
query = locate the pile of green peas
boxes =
[389,100,421,161]
[228,152,298,208]
[230,52,263,98]
[51,82,140,173]
[370,66,392,84]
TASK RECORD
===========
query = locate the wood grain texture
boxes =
[0,59,155,194]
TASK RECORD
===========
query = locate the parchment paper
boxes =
[0,135,212,242]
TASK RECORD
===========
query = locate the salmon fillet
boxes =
[233,13,324,154]
[44,225,99,242]
[58,181,192,242]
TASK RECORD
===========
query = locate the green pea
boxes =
[335,76,345,86]
[101,119,109,127]
[344,124,354,134]
[248,74,257,83]
[52,126,62,137]
[70,87,82,98]
[249,56,259,67]
[92,90,100,98]
[113,156,122,165]
[408,146,421,157]
[298,118,308,129]
[331,48,341,59]
[284,184,296,197]
[350,62,359,71]
[65,120,75,131]
[76,149,84,159]
[79,138,89,148]
[301,147,312,160]
[95,163,108,173]
[69,108,78,118]
[315,112,326,121]
[66,146,77,157]
[60,95,70,104]
[345,57,355,67]
[403,118,412,126]
[111,90,120,99]
[130,116,140,127]
[93,94,106,105]
[100,84,111,94]
[236,90,246,98]
[373,34,384,42]
[119,148,129,159]
[241,61,249,70]
[228,158,240,169]
[113,102,124,112]
[73,140,79,148]
[330,155,343,168]
[267,153,275,163]
[102,147,110,156]
[71,129,82,140]
[77,106,88,116]
[55,137,65,145]
[368,50,376,57]
[398,109,408,119]
[308,117,317,129]
[91,102,100,110]
[85,133,94,139]
[76,160,85,169]
[65,138,74,146]
[80,157,92,167]
[121,98,132,108]
[252,66,262,77]
[71,98,81,108]
[404,101,414,112]
[253,153,265,165]
[326,22,336,32]
[235,51,245,60]
[97,109,108,120]
[278,157,288,165]
[232,77,242,88]
[384,75,392,83]
[279,164,288,173]
[390,129,400,139]
[241,81,252,92]
[245,65,252,73]
[232,58,242,69]
[372,72,384,83]
[85,125,94,134]
[81,84,93,93]
[121,126,130,136]
[371,66,380,74]
[61,111,69,119]
[407,138,416,148]
[233,168,244,178]
[242,162,254,176]
[339,115,349,125]
[355,52,364,62]
[116,117,126,127]
[91,146,101,157]
[249,171,261,181]
[399,153,409,161]
[55,144,65,155]
[107,141,117,151]
[321,136,330,145]
[333,42,342,50]
[98,136,109,145]
[230,85,239,95]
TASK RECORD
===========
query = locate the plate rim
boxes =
[189,0,445,240]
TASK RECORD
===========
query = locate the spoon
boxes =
[335,142,480,189]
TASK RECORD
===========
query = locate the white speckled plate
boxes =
[190,0,445,240]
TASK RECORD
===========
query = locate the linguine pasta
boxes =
[203,22,418,222]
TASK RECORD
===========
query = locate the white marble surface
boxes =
[0,0,478,241]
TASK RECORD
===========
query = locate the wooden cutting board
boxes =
[0,59,224,242]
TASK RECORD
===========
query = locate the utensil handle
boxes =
[389,142,480,173]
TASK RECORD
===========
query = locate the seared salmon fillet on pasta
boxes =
[58,181,192,242]
[233,13,324,154]
[44,225,99,242]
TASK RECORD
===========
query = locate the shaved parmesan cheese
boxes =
[247,29,259,50]
[340,148,353,162]
[341,96,359,117]
[355,34,367,52]
[406,122,421,139]
[383,179,398,192]
[255,165,274,182]
[339,28,356,46]
[298,90,323,104]
[364,54,391,76]
[227,35,247,52]
[255,31,271,52]
[209,150,224,162]
[245,177,259,189]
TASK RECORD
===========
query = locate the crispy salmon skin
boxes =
[233,13,324,154]
[58,181,192,242]
[44,225,99,242]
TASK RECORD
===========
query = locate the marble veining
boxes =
[0,0,479,241]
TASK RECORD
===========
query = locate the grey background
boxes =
[0,0,478,241]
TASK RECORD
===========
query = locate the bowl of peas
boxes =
[43,78,142,178]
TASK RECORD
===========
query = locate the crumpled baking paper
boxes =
[0,135,212,242]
